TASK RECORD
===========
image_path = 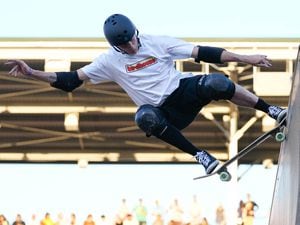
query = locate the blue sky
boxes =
[0,0,299,38]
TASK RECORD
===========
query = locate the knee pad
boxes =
[200,74,235,100]
[135,104,168,137]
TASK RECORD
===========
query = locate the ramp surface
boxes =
[269,46,300,225]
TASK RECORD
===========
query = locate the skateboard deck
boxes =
[194,117,287,181]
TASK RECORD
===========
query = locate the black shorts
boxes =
[159,74,235,130]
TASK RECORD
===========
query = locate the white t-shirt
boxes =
[82,34,195,106]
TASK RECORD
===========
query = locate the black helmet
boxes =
[103,14,136,46]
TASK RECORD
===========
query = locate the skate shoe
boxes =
[267,106,287,123]
[194,150,220,174]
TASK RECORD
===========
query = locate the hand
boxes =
[221,51,272,68]
[247,55,272,68]
[5,59,33,77]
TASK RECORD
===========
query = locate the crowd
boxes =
[0,195,258,225]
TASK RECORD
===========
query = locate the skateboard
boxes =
[194,117,287,182]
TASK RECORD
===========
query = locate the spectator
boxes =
[215,204,226,225]
[168,199,183,225]
[123,214,138,225]
[152,214,163,225]
[243,194,258,225]
[237,200,245,225]
[41,213,55,225]
[114,215,122,225]
[133,198,148,225]
[28,214,39,225]
[200,218,209,225]
[151,200,165,225]
[96,215,108,225]
[69,214,76,225]
[83,215,95,225]
[0,215,9,225]
[56,213,67,225]
[117,199,130,224]
[189,195,202,225]
[12,214,25,225]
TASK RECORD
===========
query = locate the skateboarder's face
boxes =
[117,35,139,55]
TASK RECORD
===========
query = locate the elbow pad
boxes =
[195,46,225,63]
[51,71,83,92]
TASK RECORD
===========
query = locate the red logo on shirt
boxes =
[126,57,157,72]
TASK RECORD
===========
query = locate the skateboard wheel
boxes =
[275,132,285,142]
[219,171,232,182]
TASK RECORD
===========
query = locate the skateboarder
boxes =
[6,14,287,174]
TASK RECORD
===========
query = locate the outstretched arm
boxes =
[191,46,272,68]
[5,60,89,92]
[6,59,58,83]
[220,50,272,67]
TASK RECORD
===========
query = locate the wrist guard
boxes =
[195,46,225,63]
[51,71,83,92]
